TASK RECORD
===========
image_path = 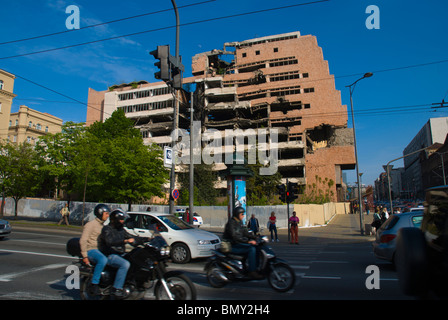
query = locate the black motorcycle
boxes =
[204,235,295,292]
[66,236,197,300]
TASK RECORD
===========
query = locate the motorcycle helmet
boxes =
[109,208,127,227]
[233,206,245,218]
[94,203,111,219]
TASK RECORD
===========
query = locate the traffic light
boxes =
[150,45,170,81]
[287,182,299,203]
[170,56,183,89]
[277,184,286,203]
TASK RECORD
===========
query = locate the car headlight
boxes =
[198,240,212,245]
[160,245,170,256]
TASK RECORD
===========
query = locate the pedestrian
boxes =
[58,203,70,226]
[247,214,260,235]
[371,210,382,233]
[380,207,389,223]
[268,211,279,242]
[288,211,300,244]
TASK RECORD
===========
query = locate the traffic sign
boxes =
[172,189,179,200]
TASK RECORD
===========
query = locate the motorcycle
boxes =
[204,235,295,292]
[66,236,197,300]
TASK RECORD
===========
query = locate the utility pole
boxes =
[169,0,180,216]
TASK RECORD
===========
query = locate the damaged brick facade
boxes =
[86,31,355,202]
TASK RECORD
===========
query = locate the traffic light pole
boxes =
[169,0,180,216]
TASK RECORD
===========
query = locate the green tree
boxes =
[246,162,282,205]
[0,142,38,218]
[87,109,168,209]
[178,163,219,206]
[34,121,87,201]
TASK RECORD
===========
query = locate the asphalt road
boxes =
[0,214,412,300]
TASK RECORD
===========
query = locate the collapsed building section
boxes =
[185,31,355,200]
[86,31,355,201]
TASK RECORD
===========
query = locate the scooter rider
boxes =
[223,206,262,279]
[98,208,136,298]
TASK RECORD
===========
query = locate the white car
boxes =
[124,211,220,264]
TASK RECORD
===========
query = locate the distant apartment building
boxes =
[7,105,63,144]
[402,117,448,198]
[86,31,355,201]
[0,69,17,141]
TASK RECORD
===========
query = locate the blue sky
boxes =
[1,0,447,187]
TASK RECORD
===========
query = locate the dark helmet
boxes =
[109,208,127,227]
[233,206,245,218]
[94,204,111,219]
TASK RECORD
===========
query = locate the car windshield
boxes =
[157,215,193,230]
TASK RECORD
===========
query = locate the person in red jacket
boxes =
[288,211,300,244]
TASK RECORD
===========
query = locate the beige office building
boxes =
[7,105,63,145]
[0,69,17,141]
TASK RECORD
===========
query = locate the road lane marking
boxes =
[0,263,67,282]
[11,239,66,246]
[0,248,73,259]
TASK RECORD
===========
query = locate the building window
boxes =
[0,102,2,112]
[255,50,260,55]
[36,123,42,130]
[0,80,3,90]
[273,48,278,53]
[242,53,247,58]
[15,119,18,126]
[304,88,315,93]
[302,73,309,78]
[29,121,32,128]
[45,126,49,133]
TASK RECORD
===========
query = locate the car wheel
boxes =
[171,243,191,264]
[395,227,428,296]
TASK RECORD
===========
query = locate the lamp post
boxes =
[346,72,373,235]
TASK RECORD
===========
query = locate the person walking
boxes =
[268,211,279,242]
[58,203,70,226]
[247,214,260,235]
[288,211,300,244]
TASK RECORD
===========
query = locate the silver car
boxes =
[372,211,423,265]
[0,219,11,239]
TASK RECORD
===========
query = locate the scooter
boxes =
[66,236,196,300]
[204,235,295,292]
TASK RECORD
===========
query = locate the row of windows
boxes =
[239,86,315,100]
[9,120,49,132]
[118,99,174,113]
[118,86,172,101]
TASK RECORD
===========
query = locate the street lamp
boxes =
[346,72,373,235]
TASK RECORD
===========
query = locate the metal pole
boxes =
[169,0,180,215]
[349,89,363,235]
[189,91,194,223]
[346,73,372,235]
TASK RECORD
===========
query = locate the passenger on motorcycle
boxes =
[223,206,263,279]
[98,208,136,298]
[79,203,111,296]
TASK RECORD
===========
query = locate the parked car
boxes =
[124,211,220,264]
[0,219,11,239]
[175,208,203,227]
[372,211,423,265]
[396,186,448,298]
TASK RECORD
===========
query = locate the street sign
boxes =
[164,146,173,168]
[172,189,179,200]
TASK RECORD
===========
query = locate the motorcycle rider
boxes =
[98,208,136,298]
[223,206,262,279]
[79,203,111,296]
